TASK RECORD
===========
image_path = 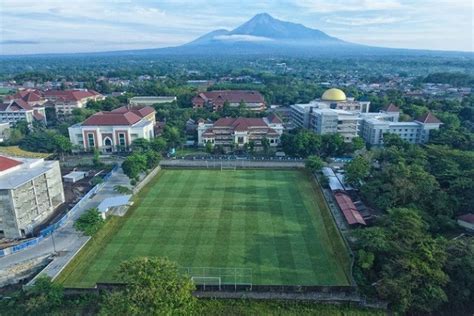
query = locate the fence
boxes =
[0,165,118,258]
[160,159,305,169]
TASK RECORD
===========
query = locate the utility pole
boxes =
[51,231,57,254]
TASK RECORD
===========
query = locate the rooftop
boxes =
[0,156,58,189]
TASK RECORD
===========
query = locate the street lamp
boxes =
[51,231,57,254]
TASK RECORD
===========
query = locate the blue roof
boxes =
[98,195,132,213]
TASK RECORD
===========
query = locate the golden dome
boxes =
[321,88,346,101]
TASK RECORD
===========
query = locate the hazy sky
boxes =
[1,0,473,55]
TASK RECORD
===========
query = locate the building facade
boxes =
[44,89,104,116]
[0,99,46,126]
[359,107,442,145]
[129,96,177,106]
[0,156,65,238]
[197,114,283,151]
[192,90,266,112]
[68,106,156,153]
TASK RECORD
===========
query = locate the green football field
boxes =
[58,169,351,288]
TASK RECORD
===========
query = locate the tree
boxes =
[145,150,161,169]
[162,126,182,149]
[100,257,196,315]
[122,153,147,181]
[205,141,213,154]
[131,138,150,153]
[345,156,370,188]
[305,155,323,172]
[353,208,448,313]
[74,208,104,235]
[23,276,64,315]
[52,134,72,160]
[150,137,167,152]
[114,185,132,194]
[261,137,270,155]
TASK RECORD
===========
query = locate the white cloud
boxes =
[214,34,274,42]
[324,15,406,26]
[293,0,403,13]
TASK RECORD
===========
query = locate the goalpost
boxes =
[221,161,237,171]
[191,276,222,290]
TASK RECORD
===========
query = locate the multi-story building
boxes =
[68,106,156,153]
[0,156,65,238]
[192,90,266,112]
[359,109,442,145]
[0,99,47,126]
[44,89,104,116]
[197,114,283,151]
[310,109,360,142]
[290,88,369,132]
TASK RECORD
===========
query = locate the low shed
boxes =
[63,171,87,183]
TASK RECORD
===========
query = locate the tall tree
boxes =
[101,257,195,315]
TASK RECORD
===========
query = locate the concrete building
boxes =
[310,109,360,142]
[0,156,65,238]
[129,96,177,106]
[0,99,46,126]
[43,89,104,116]
[197,114,283,151]
[192,90,266,112]
[290,88,370,129]
[68,106,156,153]
[359,105,442,145]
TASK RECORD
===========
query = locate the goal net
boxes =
[221,161,237,171]
[191,277,222,290]
[181,267,252,291]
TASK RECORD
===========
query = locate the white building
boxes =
[0,156,65,238]
[359,105,442,145]
[310,109,360,142]
[0,99,46,126]
[197,114,284,151]
[290,88,369,142]
[44,89,104,116]
[129,96,177,106]
[68,106,156,153]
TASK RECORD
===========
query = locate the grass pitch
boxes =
[58,169,351,287]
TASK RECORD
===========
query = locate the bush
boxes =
[74,208,104,236]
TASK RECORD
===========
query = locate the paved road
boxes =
[0,167,130,276]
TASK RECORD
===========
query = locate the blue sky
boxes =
[1,0,472,55]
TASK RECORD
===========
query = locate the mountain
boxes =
[176,13,351,54]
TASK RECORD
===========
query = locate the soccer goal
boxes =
[191,276,222,290]
[221,161,237,171]
[182,267,252,291]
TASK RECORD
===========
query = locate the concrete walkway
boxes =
[0,167,130,279]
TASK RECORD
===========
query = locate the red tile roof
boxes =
[112,106,155,118]
[214,117,267,130]
[334,192,366,225]
[383,103,400,112]
[0,156,22,172]
[458,213,474,224]
[82,111,143,126]
[44,89,100,102]
[267,113,283,124]
[0,99,33,111]
[416,112,442,124]
[193,90,265,107]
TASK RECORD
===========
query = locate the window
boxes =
[87,134,95,147]
[119,133,126,146]
[237,136,244,144]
